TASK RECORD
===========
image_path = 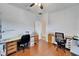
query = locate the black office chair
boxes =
[17,34,30,52]
[55,32,66,51]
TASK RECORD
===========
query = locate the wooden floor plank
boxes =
[10,39,71,56]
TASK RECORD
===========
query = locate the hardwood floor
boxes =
[10,39,71,56]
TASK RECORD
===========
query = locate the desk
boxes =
[0,36,21,56]
[0,35,36,56]
[71,39,79,55]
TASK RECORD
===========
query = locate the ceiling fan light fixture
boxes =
[35,3,38,5]
[30,3,43,9]
[38,3,41,6]
[35,3,41,7]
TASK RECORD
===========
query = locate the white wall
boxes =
[76,6,79,36]
[48,6,79,36]
[0,4,37,40]
[1,3,79,40]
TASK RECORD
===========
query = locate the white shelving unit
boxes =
[65,38,72,49]
[30,37,34,46]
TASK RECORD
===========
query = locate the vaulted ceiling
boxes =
[9,3,79,15]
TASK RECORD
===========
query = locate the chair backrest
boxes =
[20,34,30,44]
[55,32,64,42]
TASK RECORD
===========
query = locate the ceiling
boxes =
[9,3,79,15]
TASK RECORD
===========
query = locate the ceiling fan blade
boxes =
[40,4,43,9]
[30,3,35,7]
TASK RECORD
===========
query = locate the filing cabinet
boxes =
[34,33,39,44]
[48,34,52,43]
[6,41,17,55]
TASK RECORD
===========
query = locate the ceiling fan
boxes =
[30,3,43,9]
